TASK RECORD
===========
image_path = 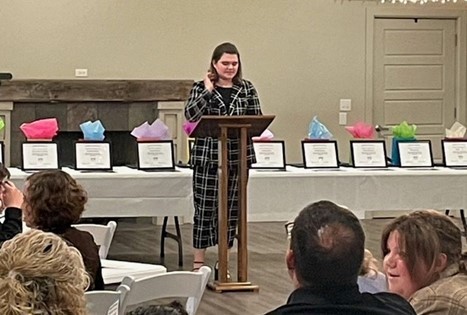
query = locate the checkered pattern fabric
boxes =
[192,166,239,249]
[186,78,262,249]
[185,79,262,167]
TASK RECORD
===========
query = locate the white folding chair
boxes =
[85,284,130,315]
[73,221,117,259]
[119,266,211,315]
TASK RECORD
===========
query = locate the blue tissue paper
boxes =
[80,120,105,141]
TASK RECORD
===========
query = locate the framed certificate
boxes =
[398,140,433,168]
[0,142,4,165]
[351,140,388,168]
[302,140,339,168]
[251,140,286,170]
[74,141,112,171]
[21,141,59,170]
[442,139,467,167]
[137,140,175,170]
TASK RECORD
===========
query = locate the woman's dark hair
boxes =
[24,170,87,231]
[0,163,10,181]
[126,301,188,315]
[209,42,242,84]
[290,200,365,287]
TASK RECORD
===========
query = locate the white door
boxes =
[374,18,457,161]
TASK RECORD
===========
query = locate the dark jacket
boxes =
[185,79,262,167]
[54,226,105,291]
[0,207,22,245]
[265,285,416,315]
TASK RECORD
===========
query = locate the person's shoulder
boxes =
[240,79,255,87]
[366,292,417,314]
[193,80,204,87]
[410,274,467,311]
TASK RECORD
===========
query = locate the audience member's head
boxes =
[360,249,380,277]
[0,163,11,211]
[23,170,88,231]
[0,229,89,314]
[381,210,465,299]
[126,301,189,315]
[0,163,10,181]
[286,200,365,288]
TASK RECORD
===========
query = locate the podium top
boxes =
[190,115,275,138]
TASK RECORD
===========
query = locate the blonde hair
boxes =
[0,230,90,314]
[360,249,380,277]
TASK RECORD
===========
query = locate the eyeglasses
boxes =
[284,222,294,239]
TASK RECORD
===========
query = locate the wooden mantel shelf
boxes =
[0,79,194,102]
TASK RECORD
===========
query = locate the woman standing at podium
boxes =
[185,42,262,273]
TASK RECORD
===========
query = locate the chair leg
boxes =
[445,209,451,216]
[460,209,467,238]
[159,216,184,267]
[160,216,169,258]
[174,216,184,267]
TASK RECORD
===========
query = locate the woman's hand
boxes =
[1,181,24,209]
[203,71,215,92]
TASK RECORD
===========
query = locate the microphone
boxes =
[0,73,13,80]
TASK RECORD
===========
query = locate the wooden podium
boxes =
[191,115,275,292]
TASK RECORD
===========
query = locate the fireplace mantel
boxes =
[0,79,193,102]
[0,79,193,166]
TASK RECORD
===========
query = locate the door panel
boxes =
[374,18,456,161]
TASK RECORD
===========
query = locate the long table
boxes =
[9,166,193,218]
[249,166,467,220]
[9,166,467,222]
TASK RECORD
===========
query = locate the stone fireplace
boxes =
[0,80,193,167]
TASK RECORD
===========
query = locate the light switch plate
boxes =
[340,99,351,111]
[339,112,347,125]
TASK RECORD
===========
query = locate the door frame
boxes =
[365,8,467,126]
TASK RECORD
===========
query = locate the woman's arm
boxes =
[185,73,216,122]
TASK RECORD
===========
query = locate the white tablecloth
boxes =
[9,166,193,218]
[248,166,467,220]
[9,166,467,222]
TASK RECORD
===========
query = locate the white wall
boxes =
[1,0,467,162]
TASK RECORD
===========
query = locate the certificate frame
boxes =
[74,141,112,171]
[137,140,175,170]
[301,140,339,169]
[251,140,286,170]
[350,140,388,168]
[398,140,434,168]
[442,139,467,167]
[0,142,4,165]
[21,141,59,171]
